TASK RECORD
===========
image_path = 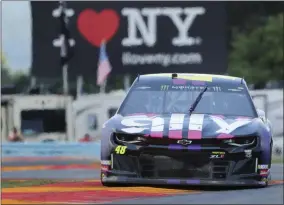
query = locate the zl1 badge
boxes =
[210,151,225,159]
[115,145,127,155]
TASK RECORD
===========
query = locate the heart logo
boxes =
[77,9,120,47]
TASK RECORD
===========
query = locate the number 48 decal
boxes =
[115,145,127,155]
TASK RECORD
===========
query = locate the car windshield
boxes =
[118,82,257,117]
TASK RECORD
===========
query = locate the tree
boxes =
[1,52,30,92]
[228,13,283,85]
[12,71,30,91]
[1,52,7,65]
[1,52,13,85]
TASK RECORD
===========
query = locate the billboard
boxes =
[31,1,227,80]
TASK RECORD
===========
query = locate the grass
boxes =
[272,157,283,164]
[1,179,59,188]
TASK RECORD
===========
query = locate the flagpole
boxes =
[97,39,110,94]
[59,1,70,96]
[124,74,130,91]
[100,79,107,94]
[62,64,68,95]
[76,75,83,99]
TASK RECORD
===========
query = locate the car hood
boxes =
[111,113,262,139]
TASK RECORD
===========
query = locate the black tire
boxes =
[269,141,273,168]
[262,175,270,188]
[258,142,272,188]
[101,180,122,187]
[258,176,269,188]
[101,181,111,186]
[100,174,121,187]
[259,184,268,188]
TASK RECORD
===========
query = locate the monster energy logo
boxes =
[161,85,169,90]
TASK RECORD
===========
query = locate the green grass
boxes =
[1,179,59,188]
[272,157,283,164]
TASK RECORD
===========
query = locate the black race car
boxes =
[100,73,273,187]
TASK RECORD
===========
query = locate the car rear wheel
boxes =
[101,181,112,186]
[261,143,273,187]
[260,174,270,188]
[270,141,273,168]
[100,173,121,187]
[101,181,123,187]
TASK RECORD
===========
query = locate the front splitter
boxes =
[102,176,268,187]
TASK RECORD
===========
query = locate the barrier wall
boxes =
[2,141,282,162]
[251,89,283,137]
[2,142,101,160]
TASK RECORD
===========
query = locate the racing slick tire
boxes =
[259,141,273,188]
[100,173,121,187]
[101,181,124,187]
[101,181,114,187]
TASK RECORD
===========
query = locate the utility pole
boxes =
[52,1,75,95]
[123,74,131,91]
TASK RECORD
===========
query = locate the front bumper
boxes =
[102,175,268,187]
[101,136,269,187]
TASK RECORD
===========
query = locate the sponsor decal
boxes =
[101,160,111,166]
[121,115,151,133]
[101,165,109,171]
[172,85,192,90]
[121,113,205,139]
[120,114,250,139]
[150,116,164,138]
[188,114,204,139]
[114,145,127,155]
[166,85,222,91]
[210,151,225,159]
[210,116,251,135]
[244,149,252,158]
[161,85,170,90]
[260,169,269,176]
[258,164,269,169]
[169,114,185,139]
[212,151,225,154]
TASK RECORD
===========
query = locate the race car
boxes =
[100,73,273,187]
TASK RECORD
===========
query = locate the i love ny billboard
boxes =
[31,1,227,80]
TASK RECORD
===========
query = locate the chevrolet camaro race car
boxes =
[100,73,273,187]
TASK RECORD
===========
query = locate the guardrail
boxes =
[2,142,101,159]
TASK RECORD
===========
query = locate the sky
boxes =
[2,1,31,73]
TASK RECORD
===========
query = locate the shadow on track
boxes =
[102,182,283,192]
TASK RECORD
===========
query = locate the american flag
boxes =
[96,41,112,86]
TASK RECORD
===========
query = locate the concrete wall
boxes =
[250,89,283,137]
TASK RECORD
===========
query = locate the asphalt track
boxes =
[2,159,284,204]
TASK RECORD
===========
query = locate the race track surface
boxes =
[2,159,283,204]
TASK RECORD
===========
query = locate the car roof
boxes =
[137,73,244,86]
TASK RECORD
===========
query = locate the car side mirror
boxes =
[257,109,266,122]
